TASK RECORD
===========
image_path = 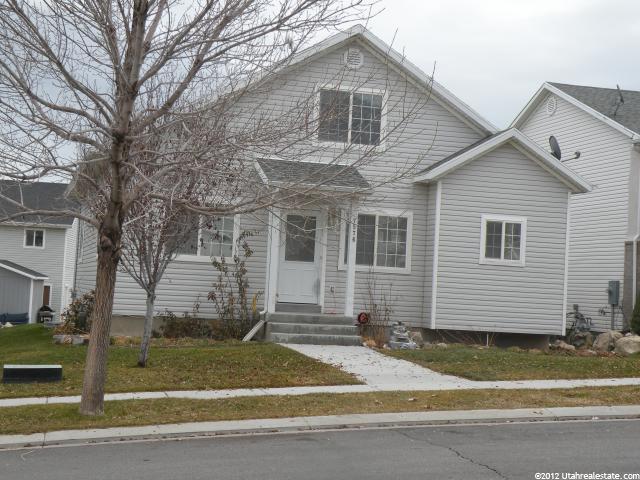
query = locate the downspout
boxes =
[631,141,640,319]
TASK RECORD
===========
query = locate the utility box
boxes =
[608,280,620,306]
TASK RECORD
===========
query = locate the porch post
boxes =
[266,208,281,313]
[344,207,358,318]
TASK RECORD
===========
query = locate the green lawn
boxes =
[385,345,640,381]
[2,386,640,435]
[0,325,359,399]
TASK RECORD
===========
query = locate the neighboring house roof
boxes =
[240,24,496,136]
[255,158,370,190]
[511,82,640,139]
[0,260,48,280]
[413,128,591,194]
[0,180,75,226]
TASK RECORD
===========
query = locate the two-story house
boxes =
[75,26,589,344]
[513,83,640,331]
[0,181,78,323]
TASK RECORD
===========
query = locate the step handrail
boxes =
[242,310,267,342]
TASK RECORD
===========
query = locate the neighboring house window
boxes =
[479,215,527,266]
[24,229,45,248]
[318,89,382,145]
[176,216,236,259]
[342,212,412,271]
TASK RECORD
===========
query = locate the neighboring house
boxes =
[0,181,78,323]
[75,26,589,343]
[512,82,640,331]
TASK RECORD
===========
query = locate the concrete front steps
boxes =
[265,311,362,346]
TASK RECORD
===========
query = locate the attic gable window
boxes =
[318,89,382,146]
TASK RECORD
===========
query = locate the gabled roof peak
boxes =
[414,128,591,194]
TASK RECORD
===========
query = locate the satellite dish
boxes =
[549,135,562,160]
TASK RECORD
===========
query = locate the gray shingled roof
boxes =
[0,180,75,226]
[0,260,48,279]
[550,82,640,135]
[416,131,504,175]
[256,158,370,190]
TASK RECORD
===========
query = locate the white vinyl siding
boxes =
[519,93,632,331]
[76,39,484,324]
[434,144,569,335]
[0,224,67,318]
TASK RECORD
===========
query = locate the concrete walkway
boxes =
[3,344,640,409]
[2,405,640,450]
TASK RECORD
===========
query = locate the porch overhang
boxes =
[255,158,370,192]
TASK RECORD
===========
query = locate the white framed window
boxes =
[24,229,45,249]
[176,215,238,261]
[339,209,412,273]
[479,215,527,266]
[318,88,384,146]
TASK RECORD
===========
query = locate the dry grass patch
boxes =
[0,325,359,399]
[385,345,640,381]
[1,386,639,435]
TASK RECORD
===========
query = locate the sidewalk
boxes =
[2,405,640,450]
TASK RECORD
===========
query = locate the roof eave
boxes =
[511,82,639,140]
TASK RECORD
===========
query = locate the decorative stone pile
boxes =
[590,330,640,357]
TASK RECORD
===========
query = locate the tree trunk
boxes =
[138,290,156,367]
[79,219,122,416]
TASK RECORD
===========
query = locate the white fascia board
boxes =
[511,82,639,140]
[0,263,48,280]
[414,128,592,194]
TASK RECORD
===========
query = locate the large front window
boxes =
[318,89,382,146]
[480,215,526,266]
[177,216,236,259]
[342,212,411,271]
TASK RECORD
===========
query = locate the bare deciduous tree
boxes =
[0,0,435,417]
[0,0,378,416]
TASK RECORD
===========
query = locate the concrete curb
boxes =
[1,405,640,450]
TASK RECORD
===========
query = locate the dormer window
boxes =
[318,89,382,146]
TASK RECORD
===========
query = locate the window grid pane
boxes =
[318,90,350,143]
[351,93,382,145]
[504,222,521,261]
[201,216,235,258]
[344,214,408,269]
[484,221,503,259]
[376,216,407,268]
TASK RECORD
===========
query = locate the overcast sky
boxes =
[365,0,640,128]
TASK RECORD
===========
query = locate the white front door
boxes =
[277,212,322,304]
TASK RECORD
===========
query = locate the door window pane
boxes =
[285,215,317,262]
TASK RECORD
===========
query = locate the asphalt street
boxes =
[1,419,638,479]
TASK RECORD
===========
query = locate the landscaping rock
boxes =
[3,322,13,328]
[593,331,623,352]
[570,331,593,349]
[614,336,640,356]
[436,342,448,349]
[409,331,424,347]
[550,340,575,352]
